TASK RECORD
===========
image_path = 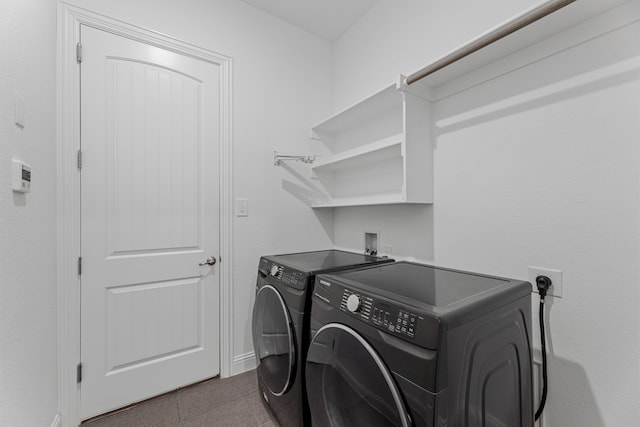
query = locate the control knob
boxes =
[270,265,280,277]
[346,294,361,313]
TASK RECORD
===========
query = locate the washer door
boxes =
[252,284,296,396]
[305,323,411,427]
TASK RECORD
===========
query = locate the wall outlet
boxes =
[528,266,562,298]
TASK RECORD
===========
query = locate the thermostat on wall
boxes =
[12,160,31,193]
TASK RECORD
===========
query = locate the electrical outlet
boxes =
[528,266,562,298]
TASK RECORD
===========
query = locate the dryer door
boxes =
[252,284,296,397]
[305,323,411,427]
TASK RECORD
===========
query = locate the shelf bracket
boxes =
[274,151,316,166]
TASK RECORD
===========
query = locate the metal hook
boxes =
[274,151,316,166]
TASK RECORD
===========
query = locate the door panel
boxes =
[106,278,201,371]
[80,24,220,419]
[107,59,201,254]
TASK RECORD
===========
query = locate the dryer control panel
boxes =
[371,301,417,339]
[314,277,441,349]
[340,289,373,320]
[338,288,418,340]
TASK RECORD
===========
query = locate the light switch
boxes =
[14,94,25,128]
[235,198,248,217]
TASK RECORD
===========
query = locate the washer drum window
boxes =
[252,284,296,397]
[305,323,410,427]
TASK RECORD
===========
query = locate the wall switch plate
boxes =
[14,93,25,128]
[528,266,562,298]
[235,198,248,217]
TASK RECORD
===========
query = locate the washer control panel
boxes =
[259,258,307,289]
[339,288,417,340]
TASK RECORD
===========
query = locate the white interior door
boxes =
[79,24,221,419]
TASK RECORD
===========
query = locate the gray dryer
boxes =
[306,261,534,426]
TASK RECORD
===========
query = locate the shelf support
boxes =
[405,0,576,86]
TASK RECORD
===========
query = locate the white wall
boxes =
[0,0,59,425]
[65,0,334,372]
[3,0,332,423]
[332,0,640,426]
[331,0,539,261]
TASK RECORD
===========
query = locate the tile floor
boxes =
[81,370,277,427]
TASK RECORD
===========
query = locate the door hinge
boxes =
[77,362,83,384]
[77,150,83,170]
[77,257,82,276]
[76,43,83,63]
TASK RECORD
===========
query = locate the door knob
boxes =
[199,256,217,266]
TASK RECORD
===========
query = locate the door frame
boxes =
[56,3,234,426]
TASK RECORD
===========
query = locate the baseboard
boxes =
[231,351,256,376]
[50,413,62,427]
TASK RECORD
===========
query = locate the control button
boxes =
[346,294,361,313]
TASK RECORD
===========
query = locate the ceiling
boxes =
[237,0,379,42]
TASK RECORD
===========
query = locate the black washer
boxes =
[252,250,394,427]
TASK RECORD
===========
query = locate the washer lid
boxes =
[323,262,531,328]
[339,262,513,306]
[267,249,391,274]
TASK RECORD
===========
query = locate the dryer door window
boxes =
[305,323,410,427]
[252,284,296,397]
